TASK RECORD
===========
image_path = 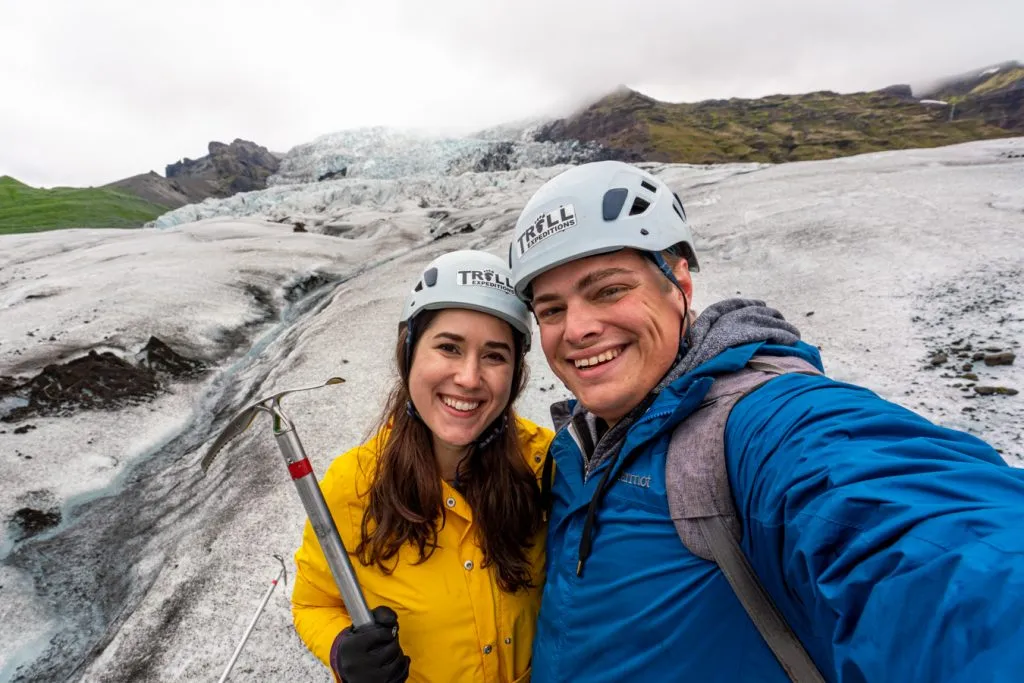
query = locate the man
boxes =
[508,160,1024,682]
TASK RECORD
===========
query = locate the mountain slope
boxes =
[162,139,281,201]
[104,172,191,210]
[0,176,172,234]
[1,139,282,235]
[920,61,1024,131]
[536,83,1018,165]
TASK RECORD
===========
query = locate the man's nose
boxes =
[563,302,601,346]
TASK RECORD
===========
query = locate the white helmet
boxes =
[509,161,699,299]
[400,249,532,352]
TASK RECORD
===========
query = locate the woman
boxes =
[292,249,553,683]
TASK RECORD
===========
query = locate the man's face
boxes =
[530,249,692,424]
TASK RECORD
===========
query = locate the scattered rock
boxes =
[2,350,162,422]
[8,507,62,541]
[283,273,333,304]
[974,386,1019,396]
[0,376,23,393]
[929,352,948,366]
[135,337,207,379]
[983,351,1015,366]
[317,167,347,182]
[12,424,36,435]
[962,372,979,381]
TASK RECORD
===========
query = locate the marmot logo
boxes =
[516,204,577,256]
[457,269,514,294]
[618,472,651,489]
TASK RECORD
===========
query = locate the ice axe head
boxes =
[200,377,345,472]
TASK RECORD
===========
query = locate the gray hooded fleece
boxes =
[550,298,802,476]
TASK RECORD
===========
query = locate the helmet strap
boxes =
[645,251,694,363]
[475,414,508,449]
[403,315,417,378]
[649,251,684,293]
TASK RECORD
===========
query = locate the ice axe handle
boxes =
[275,428,374,629]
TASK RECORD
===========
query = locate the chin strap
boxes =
[475,414,508,449]
[447,415,509,493]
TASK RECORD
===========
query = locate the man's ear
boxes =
[671,257,694,304]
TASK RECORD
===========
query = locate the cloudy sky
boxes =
[1,0,1020,188]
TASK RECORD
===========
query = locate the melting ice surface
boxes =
[0,130,1022,681]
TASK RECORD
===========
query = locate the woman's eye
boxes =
[485,352,510,363]
[437,343,459,354]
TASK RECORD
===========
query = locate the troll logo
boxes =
[516,204,577,256]
[457,268,514,294]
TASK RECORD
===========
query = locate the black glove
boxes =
[330,606,410,683]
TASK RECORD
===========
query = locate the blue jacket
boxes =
[532,340,1024,682]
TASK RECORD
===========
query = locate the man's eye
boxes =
[598,286,627,298]
[536,306,563,320]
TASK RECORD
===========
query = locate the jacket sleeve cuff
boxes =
[329,630,346,681]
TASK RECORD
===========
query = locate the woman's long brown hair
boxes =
[355,310,542,593]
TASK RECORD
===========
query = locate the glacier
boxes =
[0,131,1022,682]
[267,125,614,186]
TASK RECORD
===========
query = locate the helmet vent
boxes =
[640,179,657,193]
[414,281,423,292]
[672,192,687,220]
[602,188,629,221]
[423,267,438,287]
[629,196,651,216]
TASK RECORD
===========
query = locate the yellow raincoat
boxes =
[292,416,553,682]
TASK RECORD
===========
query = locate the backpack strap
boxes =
[666,354,826,683]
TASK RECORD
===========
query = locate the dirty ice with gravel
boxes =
[1,134,1023,682]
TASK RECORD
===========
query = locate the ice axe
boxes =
[202,377,374,630]
[216,554,288,683]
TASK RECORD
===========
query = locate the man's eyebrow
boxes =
[531,267,634,306]
[531,292,561,306]
[577,267,633,291]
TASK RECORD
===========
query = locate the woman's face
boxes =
[408,308,516,453]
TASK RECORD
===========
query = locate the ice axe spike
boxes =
[202,376,373,630]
